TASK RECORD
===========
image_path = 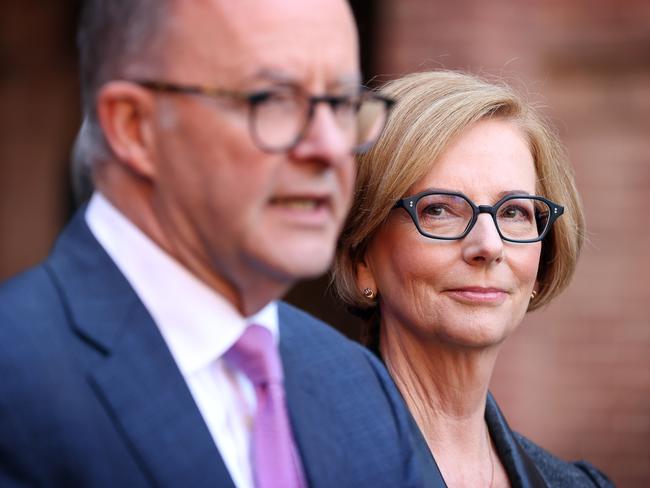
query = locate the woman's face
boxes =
[361,119,541,348]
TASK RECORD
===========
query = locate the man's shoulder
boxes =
[0,262,80,374]
[277,300,402,412]
[0,263,61,326]
[277,300,378,364]
[513,432,615,488]
[277,301,351,343]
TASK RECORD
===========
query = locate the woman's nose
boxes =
[461,214,504,265]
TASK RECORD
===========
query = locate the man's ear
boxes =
[96,81,157,179]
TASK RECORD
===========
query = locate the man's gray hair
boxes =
[76,0,171,168]
[70,117,101,202]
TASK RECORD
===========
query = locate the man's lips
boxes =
[268,194,335,226]
[269,195,330,211]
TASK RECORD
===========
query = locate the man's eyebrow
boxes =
[333,73,362,88]
[248,68,361,89]
[249,68,295,84]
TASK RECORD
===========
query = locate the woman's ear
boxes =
[531,281,540,301]
[96,81,157,179]
[355,257,377,297]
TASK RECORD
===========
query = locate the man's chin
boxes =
[282,254,333,281]
[267,246,335,283]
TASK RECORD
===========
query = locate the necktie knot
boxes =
[225,324,282,385]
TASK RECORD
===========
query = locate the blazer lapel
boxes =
[277,316,346,488]
[47,210,235,488]
[485,393,548,488]
[283,381,339,487]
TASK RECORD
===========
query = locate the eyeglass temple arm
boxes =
[393,198,410,210]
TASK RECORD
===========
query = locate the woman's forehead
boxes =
[408,119,536,200]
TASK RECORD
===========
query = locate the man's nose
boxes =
[290,102,351,165]
[461,214,504,265]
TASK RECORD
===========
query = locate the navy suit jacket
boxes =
[0,210,444,487]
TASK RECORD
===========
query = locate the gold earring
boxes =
[362,288,375,299]
[530,290,537,300]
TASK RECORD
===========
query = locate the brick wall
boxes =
[0,1,80,279]
[0,1,647,485]
[371,0,650,485]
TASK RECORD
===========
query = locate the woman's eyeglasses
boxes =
[394,190,564,243]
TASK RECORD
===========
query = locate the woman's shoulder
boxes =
[485,394,615,487]
[512,432,615,488]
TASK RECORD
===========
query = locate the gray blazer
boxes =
[486,393,615,487]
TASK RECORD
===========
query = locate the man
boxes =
[0,1,444,487]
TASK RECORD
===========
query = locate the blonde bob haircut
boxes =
[333,70,584,322]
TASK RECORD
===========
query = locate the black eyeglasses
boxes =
[131,80,395,154]
[394,190,564,243]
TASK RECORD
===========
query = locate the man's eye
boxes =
[334,96,360,112]
[267,90,295,101]
[250,88,295,103]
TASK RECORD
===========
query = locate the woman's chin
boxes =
[432,321,513,351]
[425,301,522,350]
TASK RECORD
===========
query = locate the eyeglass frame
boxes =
[129,79,395,154]
[393,190,564,243]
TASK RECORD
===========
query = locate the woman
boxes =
[334,71,613,487]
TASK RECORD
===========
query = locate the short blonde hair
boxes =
[333,70,584,321]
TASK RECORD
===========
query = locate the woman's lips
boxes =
[444,287,509,305]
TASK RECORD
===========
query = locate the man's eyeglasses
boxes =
[394,190,564,243]
[131,80,395,154]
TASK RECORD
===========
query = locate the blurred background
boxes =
[0,1,648,486]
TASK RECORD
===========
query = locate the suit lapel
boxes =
[278,313,345,488]
[485,393,548,488]
[47,210,235,488]
[283,378,340,487]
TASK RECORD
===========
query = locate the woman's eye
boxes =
[501,205,530,220]
[422,205,445,217]
[416,195,471,222]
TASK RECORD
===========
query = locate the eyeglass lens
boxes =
[250,88,389,152]
[415,194,551,241]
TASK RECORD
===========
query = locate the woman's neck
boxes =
[380,321,507,487]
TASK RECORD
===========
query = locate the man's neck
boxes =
[96,177,289,316]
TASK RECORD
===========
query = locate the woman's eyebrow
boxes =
[417,186,455,193]
[498,189,532,198]
[413,188,534,199]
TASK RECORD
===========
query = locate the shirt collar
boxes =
[85,192,279,376]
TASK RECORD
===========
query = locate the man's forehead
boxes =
[164,0,360,87]
[206,0,355,29]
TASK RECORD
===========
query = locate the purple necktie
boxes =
[225,325,306,488]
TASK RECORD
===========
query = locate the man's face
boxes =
[145,0,359,313]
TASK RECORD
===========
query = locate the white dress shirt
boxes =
[86,192,277,488]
